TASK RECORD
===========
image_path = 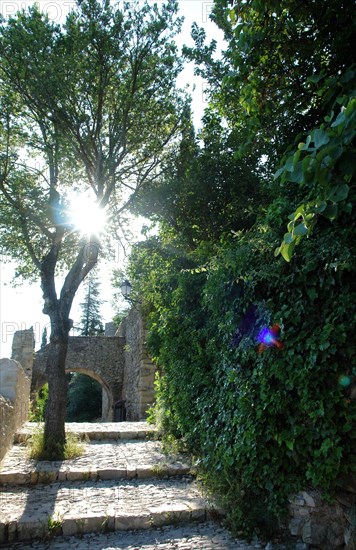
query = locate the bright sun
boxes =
[69,195,107,236]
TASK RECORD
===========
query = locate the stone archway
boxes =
[29,311,157,422]
[32,336,125,422]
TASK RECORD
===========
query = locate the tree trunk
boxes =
[40,235,99,459]
[43,312,70,460]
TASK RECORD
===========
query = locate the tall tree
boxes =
[79,272,104,336]
[185,0,355,258]
[40,327,48,350]
[0,0,187,458]
[189,0,355,162]
[131,109,265,248]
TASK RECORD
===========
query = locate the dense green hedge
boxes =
[129,207,356,535]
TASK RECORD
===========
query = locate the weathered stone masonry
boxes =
[31,306,156,422]
[0,329,34,462]
[117,306,156,421]
[32,336,125,421]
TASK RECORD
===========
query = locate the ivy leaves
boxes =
[274,81,355,261]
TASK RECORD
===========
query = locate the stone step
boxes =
[15,422,157,443]
[0,440,191,485]
[0,478,214,545]
[0,521,262,549]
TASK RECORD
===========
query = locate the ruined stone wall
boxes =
[288,487,355,549]
[33,336,125,421]
[10,329,35,380]
[0,358,31,463]
[0,329,33,463]
[29,309,156,422]
[118,307,156,421]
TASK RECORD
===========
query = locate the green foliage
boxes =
[112,309,129,327]
[211,0,355,159]
[79,272,104,336]
[31,375,102,423]
[30,384,48,422]
[274,74,355,261]
[47,513,63,538]
[129,215,355,535]
[40,327,48,350]
[131,110,266,246]
[66,373,102,422]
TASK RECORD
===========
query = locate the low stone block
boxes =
[17,520,48,541]
[126,465,136,479]
[118,431,137,439]
[29,472,39,484]
[7,520,17,543]
[64,469,93,482]
[166,464,191,476]
[57,470,68,481]
[98,468,126,480]
[62,518,80,537]
[80,515,108,534]
[37,470,57,484]
[187,502,206,520]
[149,504,190,527]
[136,466,153,478]
[104,431,120,439]
[115,513,151,530]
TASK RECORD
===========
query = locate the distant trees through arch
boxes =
[31,372,103,422]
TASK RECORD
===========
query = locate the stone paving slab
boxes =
[15,422,157,443]
[0,440,190,485]
[0,522,306,549]
[0,479,212,544]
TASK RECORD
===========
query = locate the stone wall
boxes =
[289,487,355,549]
[33,336,125,421]
[104,322,117,337]
[11,329,35,380]
[0,329,34,463]
[0,356,32,464]
[31,311,156,423]
[118,307,156,421]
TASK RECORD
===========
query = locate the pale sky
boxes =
[0,0,224,358]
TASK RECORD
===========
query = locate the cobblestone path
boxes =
[0,423,306,549]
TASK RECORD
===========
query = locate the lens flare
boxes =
[257,324,283,353]
[338,375,351,388]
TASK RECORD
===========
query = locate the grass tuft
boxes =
[27,425,85,461]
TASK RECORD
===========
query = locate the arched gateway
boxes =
[31,308,156,421]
